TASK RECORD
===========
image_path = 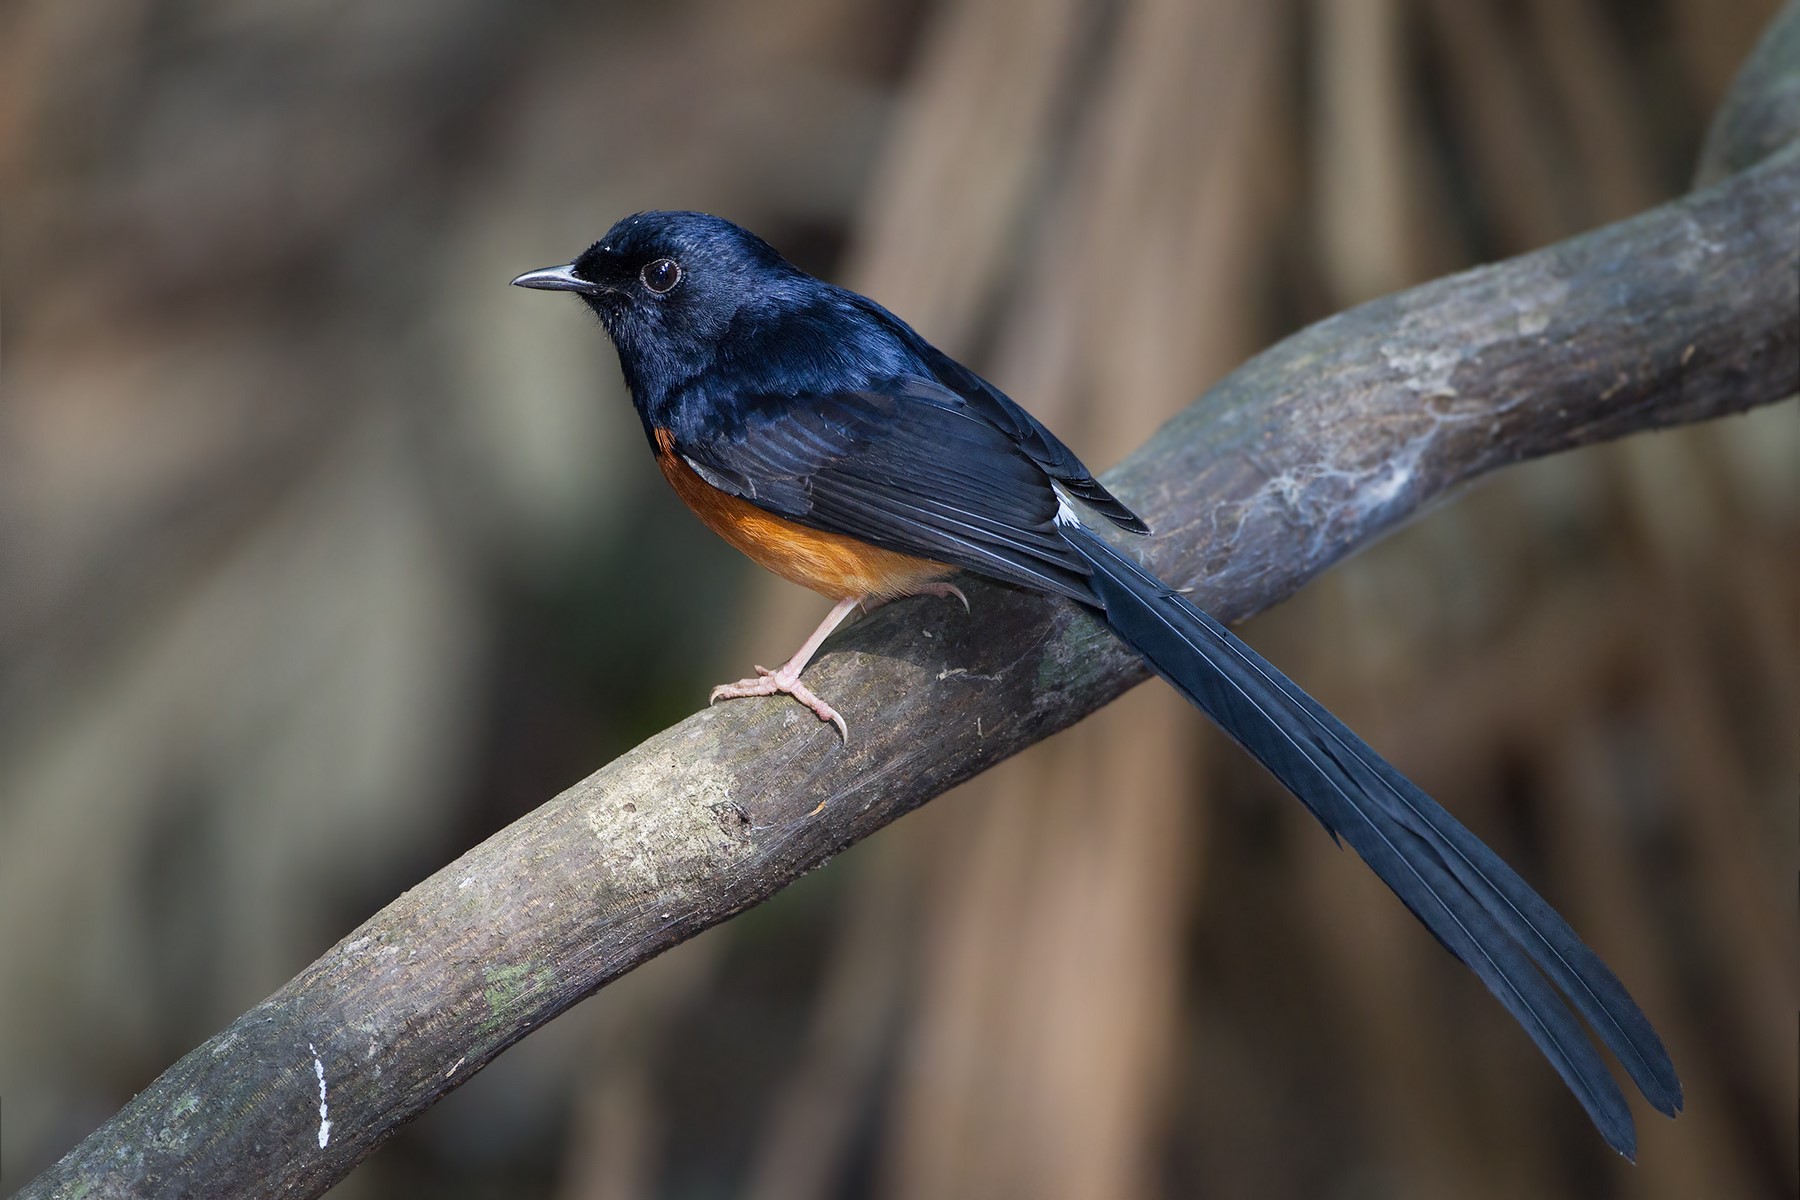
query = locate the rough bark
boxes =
[21,7,1800,1197]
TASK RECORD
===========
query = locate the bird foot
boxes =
[710,667,849,742]
[861,581,970,615]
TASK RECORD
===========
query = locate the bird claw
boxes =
[709,667,773,704]
[925,582,971,613]
[709,668,849,742]
[862,581,970,615]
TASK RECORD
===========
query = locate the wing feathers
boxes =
[675,381,1099,599]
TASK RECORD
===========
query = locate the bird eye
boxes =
[640,258,682,294]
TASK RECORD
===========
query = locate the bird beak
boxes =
[510,263,602,295]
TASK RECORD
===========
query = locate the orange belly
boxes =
[653,429,949,601]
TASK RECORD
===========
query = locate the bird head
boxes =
[512,211,798,397]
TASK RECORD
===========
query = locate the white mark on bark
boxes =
[1381,341,1465,398]
[308,1042,332,1149]
[1360,448,1420,510]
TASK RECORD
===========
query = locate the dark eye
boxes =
[640,257,682,294]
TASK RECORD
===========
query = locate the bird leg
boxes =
[709,583,970,741]
[709,596,864,740]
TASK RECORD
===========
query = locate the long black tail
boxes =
[1061,522,1682,1159]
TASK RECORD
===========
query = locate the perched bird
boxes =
[513,210,1681,1157]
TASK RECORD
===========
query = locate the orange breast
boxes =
[652,428,949,601]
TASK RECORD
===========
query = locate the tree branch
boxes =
[1697,0,1800,186]
[23,15,1800,1198]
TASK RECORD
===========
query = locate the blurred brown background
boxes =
[2,1,1795,1197]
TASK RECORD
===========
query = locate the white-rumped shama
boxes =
[513,211,1680,1157]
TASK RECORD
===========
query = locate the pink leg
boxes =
[709,596,864,741]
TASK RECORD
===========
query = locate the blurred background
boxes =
[2,0,1795,1196]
